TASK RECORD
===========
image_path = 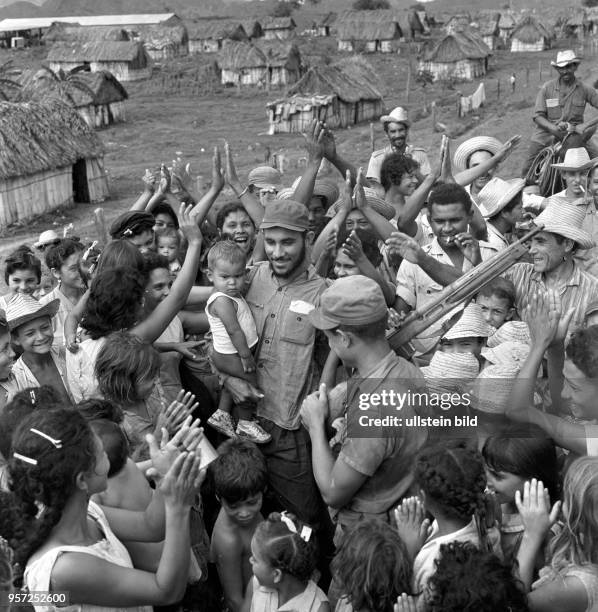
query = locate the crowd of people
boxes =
[1,47,598,612]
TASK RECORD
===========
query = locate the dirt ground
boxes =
[1,30,598,262]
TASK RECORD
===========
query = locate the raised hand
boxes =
[302,119,325,162]
[178,203,202,246]
[385,232,422,264]
[394,496,431,560]
[453,232,481,265]
[223,140,242,192]
[440,135,455,183]
[342,230,365,263]
[319,126,337,161]
[353,167,368,211]
[211,146,224,193]
[157,163,171,195]
[171,155,193,193]
[495,135,522,164]
[158,451,205,508]
[142,168,158,193]
[394,594,418,612]
[338,169,353,215]
[515,479,561,544]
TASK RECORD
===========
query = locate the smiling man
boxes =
[504,197,598,339]
[367,107,430,195]
[521,50,598,177]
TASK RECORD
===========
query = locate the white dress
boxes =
[24,501,153,612]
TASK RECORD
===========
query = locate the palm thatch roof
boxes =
[187,20,247,42]
[587,7,598,22]
[566,12,587,27]
[17,68,128,107]
[336,10,403,40]
[217,41,267,70]
[424,30,491,62]
[477,12,500,36]
[256,40,301,68]
[286,56,383,103]
[498,12,517,29]
[134,24,188,49]
[318,12,336,27]
[43,23,130,43]
[0,100,104,180]
[240,19,262,38]
[47,41,149,63]
[511,15,551,43]
[261,16,296,31]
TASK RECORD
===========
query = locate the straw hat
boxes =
[380,106,411,127]
[421,351,480,379]
[5,293,59,332]
[248,166,282,190]
[33,230,60,250]
[482,341,530,368]
[328,187,395,220]
[477,177,525,218]
[533,197,595,249]
[551,49,581,68]
[472,366,520,414]
[551,147,598,171]
[442,304,494,340]
[453,136,503,173]
[291,177,339,207]
[487,321,531,348]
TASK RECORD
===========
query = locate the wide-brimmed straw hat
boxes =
[33,230,60,250]
[5,293,59,332]
[328,187,395,220]
[551,49,581,68]
[453,136,503,173]
[380,106,411,127]
[551,147,598,171]
[442,303,494,340]
[477,177,525,218]
[533,196,595,249]
[487,321,531,348]
[248,166,282,190]
[472,366,520,414]
[482,341,530,368]
[421,351,480,379]
[291,177,339,207]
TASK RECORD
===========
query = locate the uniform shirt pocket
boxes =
[279,309,314,345]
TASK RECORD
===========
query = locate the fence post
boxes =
[406,65,411,103]
[538,60,542,82]
[526,67,530,86]
[370,122,375,153]
[497,79,500,100]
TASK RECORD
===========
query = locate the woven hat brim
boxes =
[480,180,525,218]
[453,137,502,173]
[7,299,60,332]
[551,156,598,171]
[330,198,395,221]
[534,221,595,249]
[380,115,411,127]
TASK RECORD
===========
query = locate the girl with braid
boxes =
[244,512,329,612]
[395,441,501,597]
[1,408,205,611]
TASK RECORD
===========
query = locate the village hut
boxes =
[407,10,426,39]
[132,24,188,60]
[316,13,336,37]
[261,16,296,40]
[336,10,403,52]
[17,68,128,128]
[187,21,248,54]
[0,100,109,229]
[510,15,551,52]
[46,41,151,82]
[587,7,598,34]
[444,14,471,34]
[217,40,301,87]
[498,12,517,42]
[240,19,263,40]
[42,23,130,44]
[477,12,500,49]
[419,30,491,82]
[563,12,588,40]
[266,56,383,133]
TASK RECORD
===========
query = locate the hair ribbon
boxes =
[280,511,312,542]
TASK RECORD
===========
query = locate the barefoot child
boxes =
[210,439,267,612]
[205,241,270,444]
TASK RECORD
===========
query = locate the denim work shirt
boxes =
[245,262,329,430]
[532,77,598,145]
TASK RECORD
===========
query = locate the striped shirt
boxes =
[503,262,598,338]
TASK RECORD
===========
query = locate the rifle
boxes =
[387,225,543,360]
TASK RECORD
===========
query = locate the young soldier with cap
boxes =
[300,275,427,539]
[221,199,329,526]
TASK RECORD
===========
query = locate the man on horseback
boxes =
[521,50,598,179]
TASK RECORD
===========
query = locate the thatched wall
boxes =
[134,24,188,59]
[77,100,126,128]
[43,23,130,44]
[49,60,150,82]
[0,101,109,228]
[263,29,293,40]
[419,58,486,81]
[483,34,497,49]
[190,39,221,53]
[510,37,546,52]
[262,16,295,39]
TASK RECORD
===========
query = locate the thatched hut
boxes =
[444,14,471,34]
[187,21,248,54]
[510,15,551,52]
[261,16,296,40]
[266,57,383,133]
[316,13,336,37]
[18,69,128,129]
[419,30,491,82]
[336,10,403,53]
[132,24,188,60]
[42,23,130,44]
[241,20,263,40]
[0,100,109,229]
[47,41,151,82]
[217,40,302,87]
[563,12,588,40]
[587,7,598,34]
[498,12,517,42]
[477,12,500,49]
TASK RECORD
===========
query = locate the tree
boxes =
[28,65,96,106]
[272,1,299,17]
[352,0,390,10]
[582,0,598,7]
[0,60,21,101]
